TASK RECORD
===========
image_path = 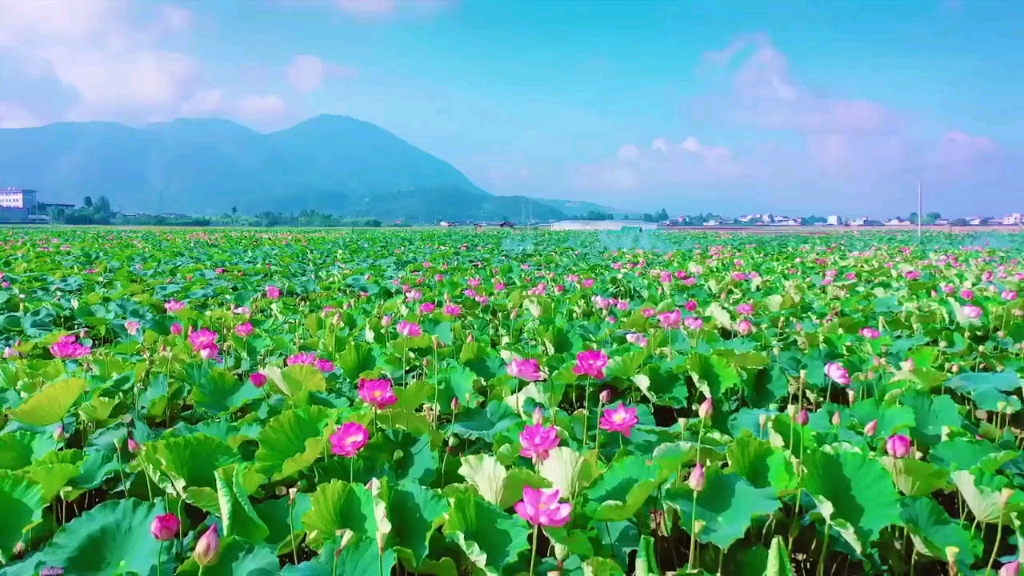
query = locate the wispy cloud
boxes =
[573,33,1013,215]
[285,55,357,93]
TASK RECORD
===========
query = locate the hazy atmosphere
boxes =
[1,0,1021,216]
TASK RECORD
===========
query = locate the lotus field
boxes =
[2,228,1024,576]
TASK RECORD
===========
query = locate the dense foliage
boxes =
[0,228,1022,576]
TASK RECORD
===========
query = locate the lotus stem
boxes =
[688,489,699,572]
[529,524,539,576]
[985,516,1005,575]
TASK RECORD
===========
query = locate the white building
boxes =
[884,218,911,226]
[0,188,38,222]
[826,215,842,226]
[1002,213,1022,225]
[550,220,657,231]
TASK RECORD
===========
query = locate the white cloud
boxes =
[0,100,44,128]
[237,94,287,119]
[285,55,356,93]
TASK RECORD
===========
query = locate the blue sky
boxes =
[1,0,1021,216]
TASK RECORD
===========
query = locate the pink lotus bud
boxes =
[864,419,878,436]
[796,409,809,426]
[599,388,613,404]
[54,424,65,442]
[885,434,912,459]
[688,462,705,492]
[193,524,220,566]
[150,513,180,541]
[532,406,544,425]
[698,395,713,419]
[831,411,841,426]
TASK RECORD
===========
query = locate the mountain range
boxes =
[0,115,604,222]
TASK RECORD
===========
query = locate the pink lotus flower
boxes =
[698,395,713,419]
[507,358,543,382]
[419,302,436,314]
[265,285,281,300]
[250,373,267,388]
[825,362,851,385]
[405,289,423,301]
[684,300,698,312]
[735,302,754,315]
[315,359,335,373]
[443,303,462,317]
[493,282,506,291]
[658,310,682,329]
[864,419,878,436]
[860,327,880,339]
[599,403,638,437]
[683,317,703,330]
[3,346,19,359]
[150,513,180,541]
[519,424,560,460]
[796,409,809,426]
[164,300,185,313]
[124,320,141,336]
[641,307,656,318]
[886,434,912,458]
[581,278,594,288]
[735,319,753,335]
[396,320,422,337]
[626,332,648,347]
[962,305,983,320]
[330,422,369,457]
[572,350,608,379]
[381,315,393,327]
[170,323,183,336]
[941,283,955,295]
[188,329,220,359]
[960,289,975,300]
[234,322,253,338]
[358,378,397,409]
[1002,290,1017,301]
[688,462,705,491]
[514,487,572,528]
[127,438,140,453]
[999,561,1019,576]
[287,351,317,366]
[50,335,91,359]
[193,524,220,567]
[904,270,920,280]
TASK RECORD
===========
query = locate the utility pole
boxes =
[917,182,922,239]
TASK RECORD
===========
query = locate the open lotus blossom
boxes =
[50,335,91,359]
[507,358,543,382]
[683,316,704,330]
[886,434,912,458]
[599,403,638,437]
[150,513,181,541]
[641,307,656,318]
[358,378,397,409]
[419,302,436,314]
[188,329,220,359]
[3,346,19,358]
[960,289,975,300]
[999,561,1020,576]
[658,309,682,329]
[124,320,141,336]
[626,332,648,347]
[514,487,573,528]
[287,351,317,366]
[443,303,462,316]
[519,424,560,460]
[860,327,880,339]
[736,302,754,315]
[962,304,983,320]
[265,285,281,300]
[164,300,185,313]
[315,359,335,373]
[1003,290,1018,301]
[170,323,183,335]
[234,322,253,337]
[250,373,267,388]
[684,300,698,312]
[396,320,422,337]
[330,422,370,457]
[572,349,609,379]
[825,362,851,385]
